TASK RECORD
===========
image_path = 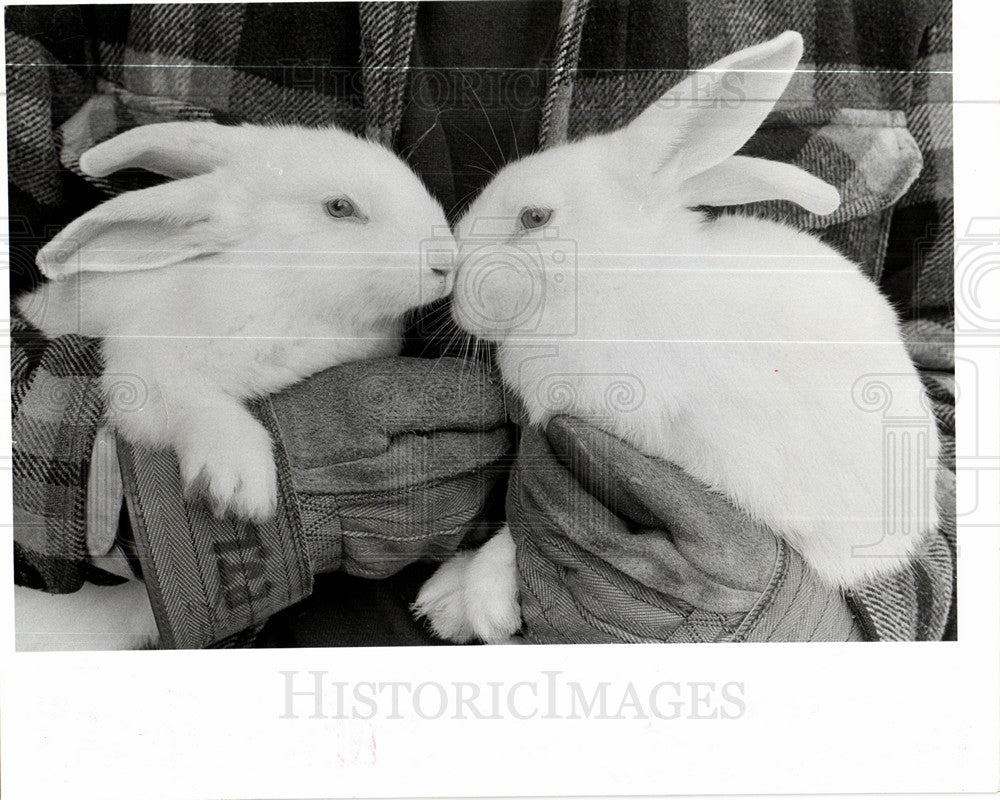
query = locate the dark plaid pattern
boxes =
[537,0,590,148]
[359,1,418,145]
[11,312,104,593]
[8,1,954,643]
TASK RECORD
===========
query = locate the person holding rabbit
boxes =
[9,0,955,648]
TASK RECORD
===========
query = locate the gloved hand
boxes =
[509,416,864,643]
[515,415,964,643]
[269,356,512,579]
[415,415,867,644]
[116,356,512,648]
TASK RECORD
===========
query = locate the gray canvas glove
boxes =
[269,356,511,578]
[509,417,866,643]
[118,356,511,648]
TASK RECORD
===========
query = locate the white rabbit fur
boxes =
[20,122,455,521]
[415,31,939,641]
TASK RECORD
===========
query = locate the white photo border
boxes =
[1,0,997,797]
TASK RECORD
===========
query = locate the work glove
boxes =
[507,416,952,643]
[107,356,511,648]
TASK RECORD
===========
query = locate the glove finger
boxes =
[546,416,777,592]
[271,356,508,465]
[510,424,760,615]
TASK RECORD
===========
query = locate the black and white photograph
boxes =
[2,0,997,797]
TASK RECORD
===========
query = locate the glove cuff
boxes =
[117,398,313,649]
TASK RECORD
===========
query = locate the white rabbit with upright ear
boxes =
[414,31,939,643]
[21,121,455,522]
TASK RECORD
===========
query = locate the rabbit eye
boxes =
[519,207,552,229]
[325,197,358,219]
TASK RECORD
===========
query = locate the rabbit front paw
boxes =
[178,413,278,522]
[412,527,521,644]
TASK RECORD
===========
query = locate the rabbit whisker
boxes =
[453,126,501,174]
[461,73,506,174]
[401,109,444,163]
[506,110,520,162]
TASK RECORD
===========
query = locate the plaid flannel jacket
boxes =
[7,0,955,641]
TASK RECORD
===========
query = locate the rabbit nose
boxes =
[440,269,456,295]
[425,241,457,277]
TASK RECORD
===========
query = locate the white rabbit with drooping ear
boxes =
[17,120,456,650]
[21,121,455,522]
[414,31,939,643]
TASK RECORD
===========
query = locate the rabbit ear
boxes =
[679,155,841,215]
[622,31,804,183]
[78,122,245,179]
[36,175,229,278]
